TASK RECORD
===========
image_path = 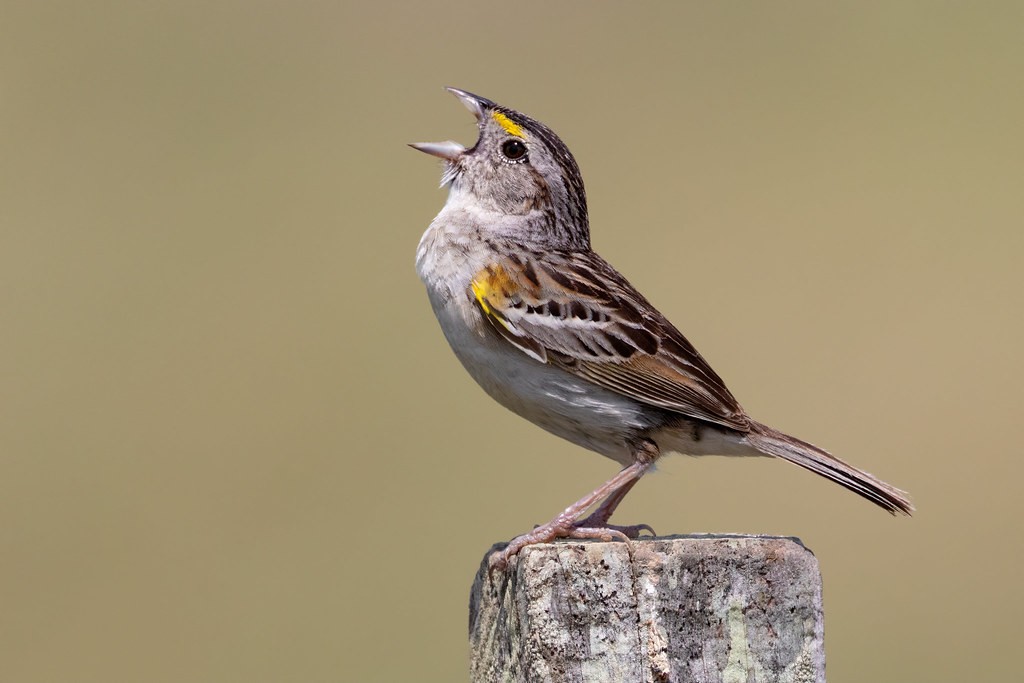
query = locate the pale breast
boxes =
[416,203,659,464]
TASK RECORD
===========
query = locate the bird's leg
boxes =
[490,447,657,570]
[490,461,648,570]
[573,475,655,538]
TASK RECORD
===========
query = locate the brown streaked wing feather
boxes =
[567,354,747,430]
[469,250,749,432]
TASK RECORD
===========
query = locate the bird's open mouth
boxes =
[409,139,465,161]
[410,87,495,187]
[409,140,466,188]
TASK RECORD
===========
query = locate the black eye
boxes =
[500,139,527,161]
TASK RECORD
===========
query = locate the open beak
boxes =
[409,87,495,161]
[445,87,493,122]
[408,140,465,161]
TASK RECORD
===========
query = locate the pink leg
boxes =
[490,459,654,570]
[574,475,656,538]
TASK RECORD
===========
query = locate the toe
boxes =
[608,522,656,539]
[568,526,631,543]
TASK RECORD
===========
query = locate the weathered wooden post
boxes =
[469,534,825,683]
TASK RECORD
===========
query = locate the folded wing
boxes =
[469,250,749,432]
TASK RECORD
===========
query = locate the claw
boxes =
[486,517,654,572]
[486,460,656,571]
[567,526,632,543]
[596,522,656,539]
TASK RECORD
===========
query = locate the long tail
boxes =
[745,422,914,515]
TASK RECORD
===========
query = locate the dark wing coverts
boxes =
[469,250,749,432]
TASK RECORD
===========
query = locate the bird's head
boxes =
[411,87,590,250]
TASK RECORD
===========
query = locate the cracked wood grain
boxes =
[469,535,825,683]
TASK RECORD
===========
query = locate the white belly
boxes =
[414,205,754,465]
[425,288,656,465]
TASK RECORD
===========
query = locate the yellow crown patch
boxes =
[492,111,525,138]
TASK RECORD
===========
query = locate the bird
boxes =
[411,87,912,569]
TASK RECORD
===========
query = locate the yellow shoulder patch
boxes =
[470,264,514,322]
[492,111,524,138]
[470,279,493,316]
[470,262,549,363]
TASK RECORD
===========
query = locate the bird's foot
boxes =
[488,459,656,572]
[487,515,655,572]
[574,509,656,540]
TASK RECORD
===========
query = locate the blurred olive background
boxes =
[1,2,1021,681]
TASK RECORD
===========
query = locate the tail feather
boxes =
[746,422,914,515]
